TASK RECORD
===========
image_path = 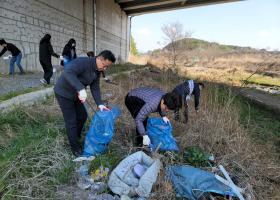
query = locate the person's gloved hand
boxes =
[3,55,12,60]
[143,135,151,146]
[78,89,87,103]
[98,105,110,111]
[59,55,64,60]
[162,116,170,124]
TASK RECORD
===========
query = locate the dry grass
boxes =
[97,70,280,199]
[1,67,279,199]
[146,50,280,88]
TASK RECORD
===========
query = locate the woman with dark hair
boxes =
[125,87,181,147]
[61,38,77,67]
[39,34,62,84]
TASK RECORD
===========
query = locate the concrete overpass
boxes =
[117,0,241,15]
[0,0,240,73]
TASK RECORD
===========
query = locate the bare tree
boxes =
[161,21,192,68]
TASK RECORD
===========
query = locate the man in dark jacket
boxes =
[125,87,181,147]
[0,39,25,75]
[61,38,77,67]
[39,34,62,84]
[172,80,205,124]
[54,50,116,156]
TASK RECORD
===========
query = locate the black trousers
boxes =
[173,93,189,123]
[40,61,53,84]
[55,93,88,154]
[125,95,147,146]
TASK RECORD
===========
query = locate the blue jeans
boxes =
[10,53,24,74]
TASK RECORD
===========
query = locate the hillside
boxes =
[147,38,280,89]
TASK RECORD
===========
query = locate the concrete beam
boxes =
[118,0,243,16]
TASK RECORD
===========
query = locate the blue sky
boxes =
[131,0,280,52]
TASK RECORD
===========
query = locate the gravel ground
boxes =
[0,72,60,96]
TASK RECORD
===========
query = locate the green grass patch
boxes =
[213,85,280,149]
[244,74,280,87]
[89,144,124,172]
[0,86,51,102]
[0,100,74,199]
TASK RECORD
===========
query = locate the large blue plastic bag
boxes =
[146,117,179,151]
[166,165,237,200]
[83,106,121,157]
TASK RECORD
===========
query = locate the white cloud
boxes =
[257,30,272,37]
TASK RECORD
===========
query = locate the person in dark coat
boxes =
[39,34,62,85]
[54,50,116,156]
[87,51,106,79]
[61,38,77,67]
[0,39,25,75]
[125,87,181,147]
[172,80,205,124]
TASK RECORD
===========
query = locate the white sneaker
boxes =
[40,78,47,85]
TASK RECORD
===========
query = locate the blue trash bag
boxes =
[146,117,179,151]
[166,165,237,200]
[63,58,70,69]
[83,106,121,157]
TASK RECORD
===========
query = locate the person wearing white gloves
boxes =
[0,39,25,75]
[125,87,181,147]
[54,50,116,156]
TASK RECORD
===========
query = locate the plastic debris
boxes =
[90,182,107,194]
[89,193,120,200]
[90,166,110,181]
[73,156,95,162]
[108,151,161,198]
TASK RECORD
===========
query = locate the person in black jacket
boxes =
[39,34,62,85]
[54,50,116,156]
[172,80,204,124]
[61,38,77,67]
[0,39,25,75]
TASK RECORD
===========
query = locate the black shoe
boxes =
[73,150,82,157]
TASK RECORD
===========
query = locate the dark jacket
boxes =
[61,39,77,66]
[127,87,166,135]
[0,43,21,57]
[54,57,103,105]
[39,34,59,65]
[173,80,201,110]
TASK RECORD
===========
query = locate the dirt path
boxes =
[0,72,44,96]
[240,87,280,115]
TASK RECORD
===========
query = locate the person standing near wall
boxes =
[39,34,63,85]
[172,80,205,124]
[61,38,77,67]
[54,50,116,156]
[0,39,25,75]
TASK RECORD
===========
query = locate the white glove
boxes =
[98,105,110,111]
[3,55,12,60]
[162,116,170,124]
[143,135,151,146]
[78,89,87,103]
[59,55,64,60]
